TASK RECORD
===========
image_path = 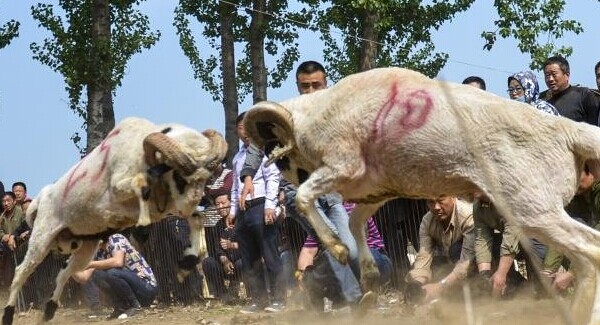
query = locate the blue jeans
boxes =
[283,188,358,263]
[282,187,362,302]
[370,248,393,286]
[92,268,157,309]
[323,251,363,304]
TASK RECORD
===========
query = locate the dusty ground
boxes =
[5,289,572,325]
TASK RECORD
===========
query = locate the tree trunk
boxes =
[220,0,239,163]
[87,0,115,153]
[249,0,267,103]
[359,9,379,72]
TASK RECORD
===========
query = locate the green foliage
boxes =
[483,0,583,70]
[174,0,309,103]
[30,0,160,121]
[0,18,19,49]
[315,0,475,80]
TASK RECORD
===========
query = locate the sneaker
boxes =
[106,308,125,320]
[117,307,139,319]
[264,302,285,313]
[240,303,261,314]
[84,305,102,319]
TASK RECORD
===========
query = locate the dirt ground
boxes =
[4,289,573,325]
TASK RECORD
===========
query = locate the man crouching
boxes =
[404,196,475,303]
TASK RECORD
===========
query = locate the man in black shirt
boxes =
[595,60,600,91]
[540,56,600,125]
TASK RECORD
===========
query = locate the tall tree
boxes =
[483,0,584,70]
[0,17,19,50]
[30,0,160,155]
[175,0,306,162]
[315,0,475,79]
[316,0,586,78]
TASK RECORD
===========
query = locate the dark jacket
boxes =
[540,85,600,125]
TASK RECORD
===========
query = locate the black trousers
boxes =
[235,199,285,304]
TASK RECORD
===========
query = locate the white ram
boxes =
[244,67,600,324]
[2,117,226,325]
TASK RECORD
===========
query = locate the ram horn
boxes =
[143,132,197,176]
[201,129,228,171]
[244,101,295,162]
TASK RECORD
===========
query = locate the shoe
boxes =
[264,302,285,313]
[117,307,139,319]
[106,308,125,320]
[84,305,102,319]
[240,303,261,314]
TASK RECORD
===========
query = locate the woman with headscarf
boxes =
[507,70,560,116]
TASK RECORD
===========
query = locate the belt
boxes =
[244,197,265,209]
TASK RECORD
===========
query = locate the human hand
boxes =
[20,230,30,240]
[422,282,444,302]
[264,208,276,225]
[491,270,507,298]
[239,177,254,210]
[220,239,231,250]
[552,271,575,291]
[223,260,234,275]
[7,236,16,251]
[472,270,492,295]
[403,280,424,305]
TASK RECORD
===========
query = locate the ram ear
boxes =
[244,101,295,162]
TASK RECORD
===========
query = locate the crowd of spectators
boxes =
[1,56,599,319]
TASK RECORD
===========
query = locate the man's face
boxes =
[578,171,595,194]
[2,195,16,213]
[426,196,455,223]
[296,71,327,95]
[214,194,231,218]
[595,66,600,91]
[12,185,26,203]
[544,63,570,93]
[237,121,249,145]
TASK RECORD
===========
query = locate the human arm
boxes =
[552,270,575,291]
[239,144,263,210]
[297,246,318,271]
[219,255,235,274]
[262,158,281,224]
[491,254,515,297]
[423,223,477,301]
[582,88,600,126]
[406,213,434,284]
[87,249,125,270]
[474,204,494,272]
[239,144,263,181]
[72,268,95,284]
[219,238,239,250]
[12,220,31,240]
[229,167,240,217]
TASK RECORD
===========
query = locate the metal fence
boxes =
[0,198,426,311]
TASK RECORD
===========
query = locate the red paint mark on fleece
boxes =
[92,129,121,182]
[63,161,88,199]
[62,128,121,199]
[371,84,433,141]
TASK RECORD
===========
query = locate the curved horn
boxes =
[143,132,197,176]
[201,129,228,171]
[244,101,295,161]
